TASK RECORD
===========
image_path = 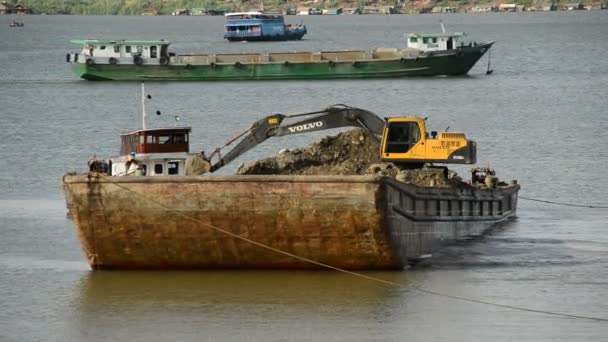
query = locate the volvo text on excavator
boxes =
[205,104,476,173]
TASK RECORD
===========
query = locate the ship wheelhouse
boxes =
[112,127,192,177]
[405,32,466,52]
[70,39,172,66]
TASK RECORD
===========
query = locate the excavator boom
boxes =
[209,105,385,172]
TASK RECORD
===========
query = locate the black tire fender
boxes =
[85,58,94,66]
[159,56,169,66]
[133,56,143,66]
[109,57,118,65]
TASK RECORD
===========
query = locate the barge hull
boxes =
[62,174,518,270]
[71,44,492,81]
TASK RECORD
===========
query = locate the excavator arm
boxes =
[208,104,386,172]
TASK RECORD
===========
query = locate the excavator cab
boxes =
[383,119,422,154]
[381,117,476,165]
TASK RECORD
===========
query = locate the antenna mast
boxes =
[141,83,147,129]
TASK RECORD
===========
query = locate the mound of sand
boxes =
[237,128,381,176]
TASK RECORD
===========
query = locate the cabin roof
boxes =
[225,11,283,16]
[406,32,466,39]
[70,39,170,46]
[226,11,264,16]
[120,127,192,136]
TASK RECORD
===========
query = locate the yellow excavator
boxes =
[206,104,476,172]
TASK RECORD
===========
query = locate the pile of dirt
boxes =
[237,128,381,176]
[364,163,455,188]
[236,128,460,188]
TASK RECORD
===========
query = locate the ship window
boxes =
[114,45,120,53]
[423,38,428,43]
[150,46,157,58]
[136,46,143,53]
[126,46,132,53]
[139,135,145,144]
[147,136,155,144]
[385,122,421,153]
[410,37,417,43]
[168,162,179,175]
[100,45,106,50]
[432,38,438,43]
[173,134,186,143]
[154,164,163,175]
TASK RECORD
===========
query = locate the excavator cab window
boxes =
[385,122,420,153]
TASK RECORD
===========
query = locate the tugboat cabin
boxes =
[69,39,172,66]
[112,127,191,177]
[405,32,466,52]
[224,11,285,39]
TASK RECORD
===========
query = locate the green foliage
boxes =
[10,0,584,14]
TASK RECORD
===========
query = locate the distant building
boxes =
[361,6,397,14]
[172,8,190,16]
[190,8,206,15]
[541,4,559,11]
[297,8,311,15]
[1,3,33,14]
[469,6,494,12]
[431,6,456,13]
[341,7,362,15]
[14,4,32,14]
[563,3,584,10]
[498,4,525,12]
[297,7,322,15]
[322,8,343,15]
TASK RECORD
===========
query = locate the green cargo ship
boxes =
[66,33,493,81]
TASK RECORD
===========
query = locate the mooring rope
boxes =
[65,174,608,323]
[519,196,608,209]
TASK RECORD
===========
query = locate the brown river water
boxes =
[1,12,607,341]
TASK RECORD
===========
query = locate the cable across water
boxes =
[65,173,608,323]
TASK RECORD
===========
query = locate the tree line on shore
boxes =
[3,0,604,15]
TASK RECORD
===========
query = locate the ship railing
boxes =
[224,31,263,38]
[384,178,519,222]
[73,55,161,65]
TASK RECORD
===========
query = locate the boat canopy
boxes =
[406,32,466,39]
[225,11,283,20]
[70,39,171,46]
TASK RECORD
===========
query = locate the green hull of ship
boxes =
[72,44,492,81]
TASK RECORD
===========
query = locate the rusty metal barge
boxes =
[62,102,519,270]
[63,174,518,270]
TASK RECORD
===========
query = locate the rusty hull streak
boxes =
[63,175,401,270]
